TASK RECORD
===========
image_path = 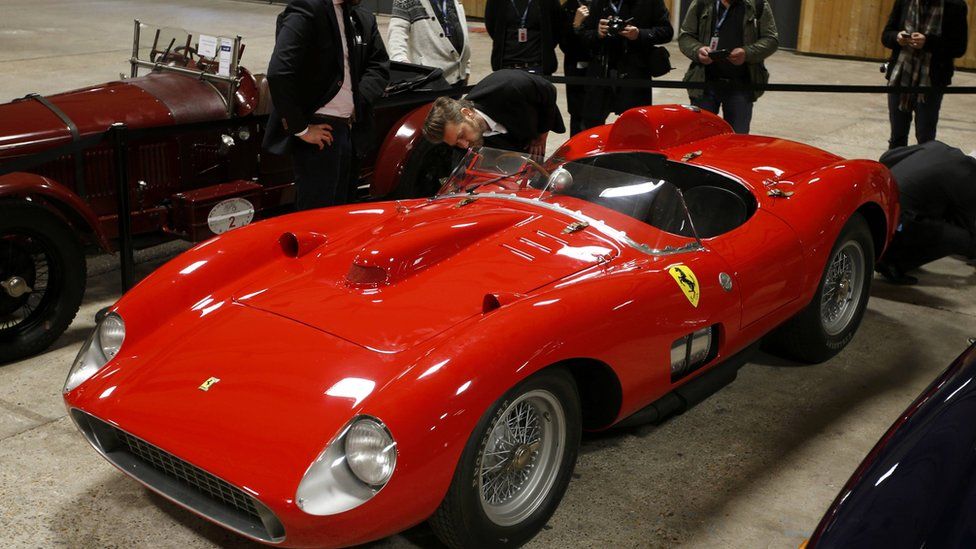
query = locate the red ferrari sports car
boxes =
[63,105,898,548]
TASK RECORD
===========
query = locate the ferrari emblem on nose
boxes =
[668,265,700,308]
[199,377,221,391]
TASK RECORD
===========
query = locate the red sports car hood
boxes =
[70,302,406,499]
[235,197,619,353]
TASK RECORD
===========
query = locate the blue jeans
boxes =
[692,88,754,134]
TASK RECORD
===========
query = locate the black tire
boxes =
[391,139,456,199]
[769,213,875,363]
[0,201,86,364]
[430,369,582,549]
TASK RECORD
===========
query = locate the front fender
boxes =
[0,172,110,250]
[370,103,433,197]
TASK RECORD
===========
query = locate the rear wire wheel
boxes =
[430,369,581,548]
[770,213,874,363]
[0,201,86,363]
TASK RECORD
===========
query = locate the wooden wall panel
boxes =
[798,0,975,69]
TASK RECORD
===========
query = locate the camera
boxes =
[606,15,627,35]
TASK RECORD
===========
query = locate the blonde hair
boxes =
[422,96,475,144]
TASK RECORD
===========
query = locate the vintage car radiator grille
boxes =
[115,429,262,520]
[70,410,285,543]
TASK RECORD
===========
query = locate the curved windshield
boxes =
[435,147,701,252]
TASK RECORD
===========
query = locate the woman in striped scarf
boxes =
[882,0,968,149]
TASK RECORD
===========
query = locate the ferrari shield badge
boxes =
[199,377,221,392]
[668,265,700,308]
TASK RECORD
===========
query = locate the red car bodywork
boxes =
[64,106,898,547]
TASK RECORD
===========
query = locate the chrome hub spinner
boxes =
[1,276,32,299]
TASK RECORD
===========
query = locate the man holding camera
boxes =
[678,0,778,134]
[579,0,673,130]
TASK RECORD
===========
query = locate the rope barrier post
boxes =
[110,122,135,292]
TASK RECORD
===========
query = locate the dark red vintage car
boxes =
[0,21,451,363]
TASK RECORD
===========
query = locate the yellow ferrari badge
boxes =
[668,265,700,308]
[198,377,221,392]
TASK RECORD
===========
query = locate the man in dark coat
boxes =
[882,0,969,149]
[421,69,566,156]
[876,140,976,284]
[579,0,673,129]
[484,0,564,75]
[263,0,390,210]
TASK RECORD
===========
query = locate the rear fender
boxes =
[764,159,897,304]
[0,172,110,251]
[370,103,433,197]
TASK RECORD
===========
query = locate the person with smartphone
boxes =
[677,0,778,134]
[882,0,969,150]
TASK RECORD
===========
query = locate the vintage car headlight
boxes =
[295,416,397,516]
[345,418,397,486]
[64,313,125,393]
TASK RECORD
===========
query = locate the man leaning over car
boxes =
[263,0,390,211]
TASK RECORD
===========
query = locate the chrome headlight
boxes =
[295,416,397,516]
[345,418,397,486]
[64,313,125,393]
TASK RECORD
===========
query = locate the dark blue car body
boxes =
[809,341,976,547]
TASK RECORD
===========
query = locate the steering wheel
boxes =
[497,151,551,189]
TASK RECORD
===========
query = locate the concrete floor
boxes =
[2,0,976,547]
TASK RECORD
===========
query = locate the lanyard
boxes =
[509,0,534,27]
[609,0,623,15]
[435,0,453,36]
[714,0,732,33]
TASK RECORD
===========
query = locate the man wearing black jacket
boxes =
[263,0,390,210]
[580,0,673,129]
[876,140,976,285]
[484,0,563,75]
[422,69,565,156]
[882,0,969,149]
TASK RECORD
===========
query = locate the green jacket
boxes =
[678,0,778,100]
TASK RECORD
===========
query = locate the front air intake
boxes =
[70,410,285,543]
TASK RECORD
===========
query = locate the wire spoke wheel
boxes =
[477,389,566,527]
[819,240,865,336]
[0,202,85,363]
[0,234,58,336]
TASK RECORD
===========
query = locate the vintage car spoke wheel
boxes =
[820,241,865,336]
[430,369,581,548]
[0,202,86,364]
[478,389,566,527]
[768,213,874,364]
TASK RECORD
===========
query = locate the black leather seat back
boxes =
[682,185,749,238]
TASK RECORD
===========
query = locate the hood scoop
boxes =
[345,211,527,288]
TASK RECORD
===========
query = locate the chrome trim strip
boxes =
[430,192,704,257]
[69,409,286,544]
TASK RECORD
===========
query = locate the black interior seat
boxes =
[681,185,749,238]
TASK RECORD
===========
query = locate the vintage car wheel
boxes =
[392,140,456,199]
[430,368,581,548]
[770,213,874,363]
[0,201,86,364]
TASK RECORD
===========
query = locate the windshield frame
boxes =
[433,148,705,257]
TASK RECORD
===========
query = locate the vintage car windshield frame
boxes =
[129,19,243,116]
[434,148,704,257]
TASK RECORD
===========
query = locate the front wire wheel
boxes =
[478,389,566,527]
[431,369,581,548]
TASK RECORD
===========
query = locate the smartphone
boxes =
[708,49,730,59]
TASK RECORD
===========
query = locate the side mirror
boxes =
[547,167,573,193]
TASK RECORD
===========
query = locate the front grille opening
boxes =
[71,410,285,543]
